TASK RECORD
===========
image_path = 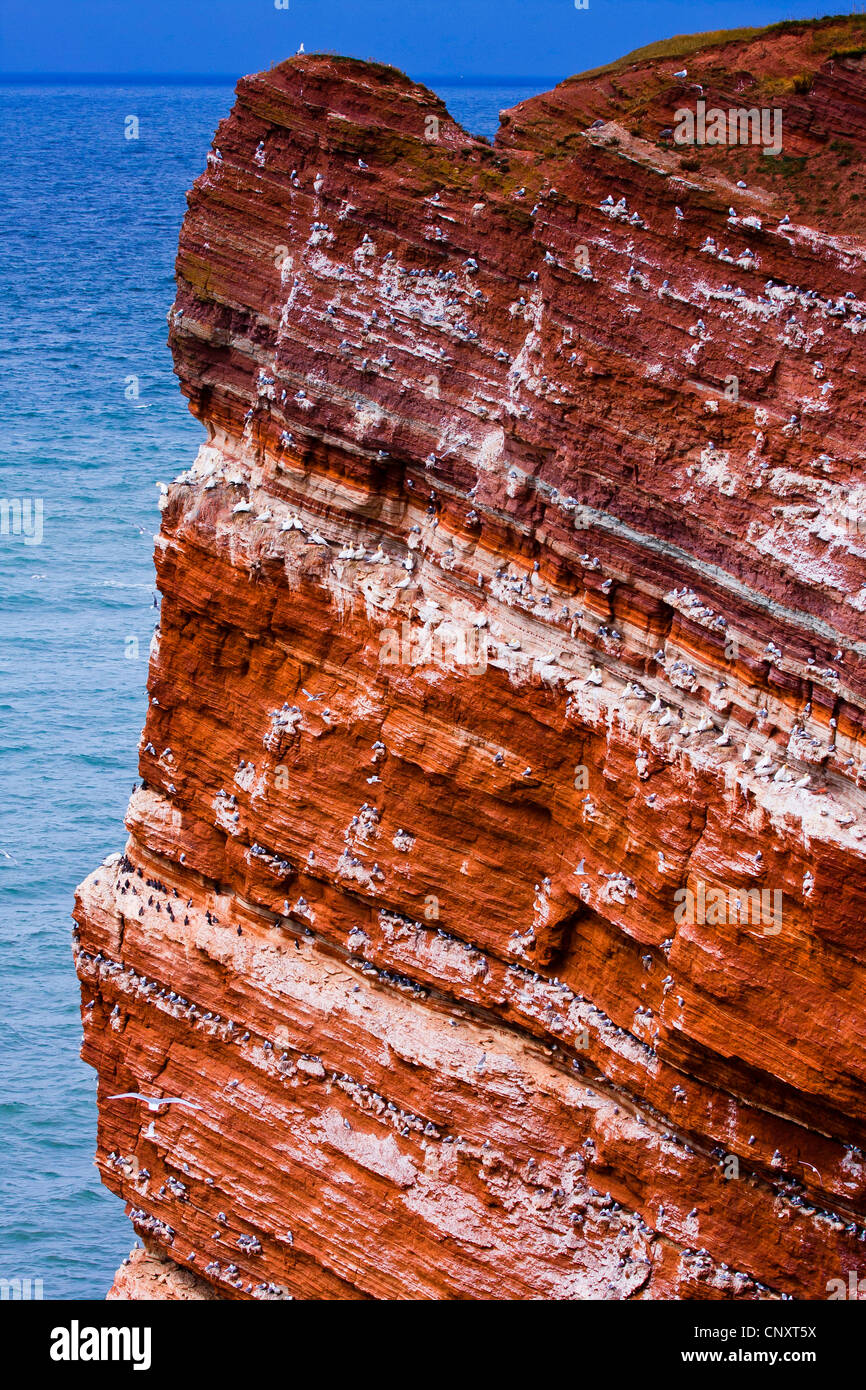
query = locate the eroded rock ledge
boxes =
[76,18,866,1299]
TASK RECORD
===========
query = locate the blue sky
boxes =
[0,0,852,80]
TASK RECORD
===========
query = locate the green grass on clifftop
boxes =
[572,13,866,81]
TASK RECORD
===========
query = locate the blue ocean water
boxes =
[0,79,545,1300]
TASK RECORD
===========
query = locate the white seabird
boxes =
[108,1093,201,1112]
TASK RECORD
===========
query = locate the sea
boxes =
[0,78,553,1299]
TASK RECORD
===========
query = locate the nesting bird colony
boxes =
[76,18,866,1299]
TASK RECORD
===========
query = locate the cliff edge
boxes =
[75,16,866,1299]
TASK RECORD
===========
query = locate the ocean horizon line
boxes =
[0,71,564,87]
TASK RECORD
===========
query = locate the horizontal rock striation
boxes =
[76,18,866,1299]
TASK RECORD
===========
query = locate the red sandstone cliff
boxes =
[76,17,866,1300]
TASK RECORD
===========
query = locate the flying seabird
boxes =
[107,1093,201,1112]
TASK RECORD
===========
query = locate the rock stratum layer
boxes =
[75,17,866,1300]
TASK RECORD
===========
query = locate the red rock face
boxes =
[75,19,866,1300]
